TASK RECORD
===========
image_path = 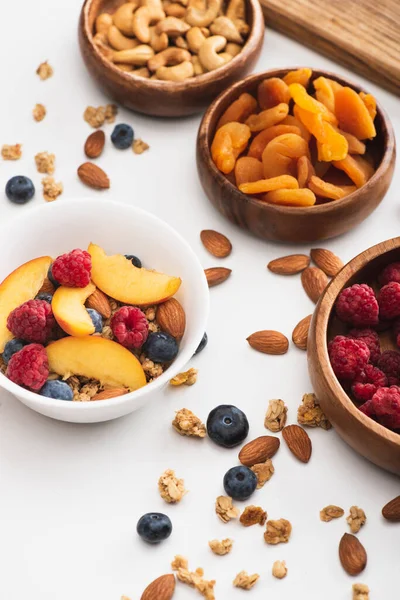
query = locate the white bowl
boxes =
[0,199,209,423]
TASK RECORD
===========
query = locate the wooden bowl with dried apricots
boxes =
[197,67,396,243]
[78,0,264,117]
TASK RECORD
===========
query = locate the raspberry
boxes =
[394,318,400,348]
[377,350,400,385]
[378,262,400,286]
[378,282,400,320]
[371,386,400,430]
[352,364,387,402]
[348,328,381,364]
[52,249,91,287]
[111,306,149,349]
[359,399,375,418]
[7,299,55,344]
[6,344,49,390]
[328,335,370,381]
[335,284,379,327]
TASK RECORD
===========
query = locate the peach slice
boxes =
[0,256,52,352]
[88,243,181,305]
[52,282,96,337]
[47,336,147,392]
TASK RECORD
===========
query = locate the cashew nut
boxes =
[233,18,249,36]
[134,66,151,77]
[149,25,169,51]
[225,0,245,21]
[112,45,155,65]
[142,0,166,20]
[187,0,206,11]
[132,6,162,43]
[225,42,242,56]
[218,52,233,65]
[148,47,191,70]
[175,35,189,49]
[185,0,222,27]
[210,16,242,42]
[165,2,187,17]
[95,13,113,35]
[186,26,206,52]
[113,3,138,36]
[200,26,210,37]
[108,25,140,50]
[198,35,227,71]
[114,63,134,72]
[156,16,191,35]
[93,34,114,60]
[156,60,194,80]
[192,55,205,75]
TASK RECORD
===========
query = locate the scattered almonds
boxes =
[240,505,267,527]
[215,495,239,523]
[156,298,186,339]
[172,555,216,600]
[247,330,289,355]
[268,254,310,275]
[320,505,344,522]
[84,130,106,158]
[251,459,274,488]
[239,435,280,466]
[36,61,53,80]
[172,408,206,437]
[140,574,176,600]
[382,495,400,521]
[264,399,288,432]
[282,424,312,463]
[272,560,287,579]
[292,314,312,350]
[208,538,233,556]
[347,506,367,533]
[83,103,117,128]
[233,571,259,590]
[339,533,367,576]
[200,230,232,258]
[1,144,22,160]
[158,469,186,503]
[205,267,232,287]
[170,368,198,386]
[297,393,331,429]
[33,103,46,122]
[353,583,369,600]
[310,248,344,277]
[133,139,150,154]
[35,151,55,175]
[301,266,329,303]
[77,162,110,189]
[264,519,292,544]
[42,176,63,202]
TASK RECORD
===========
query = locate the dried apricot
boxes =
[281,115,311,142]
[282,68,312,87]
[360,92,377,120]
[247,125,301,160]
[235,156,264,186]
[308,175,357,200]
[314,161,330,179]
[289,83,338,125]
[332,154,375,188]
[335,87,376,139]
[325,78,343,94]
[263,188,316,207]
[246,103,289,132]
[313,76,335,113]
[239,175,299,194]
[262,133,309,179]
[257,78,291,110]
[294,106,348,161]
[297,156,315,188]
[217,93,258,129]
[337,129,366,155]
[211,122,251,174]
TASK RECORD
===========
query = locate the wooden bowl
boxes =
[197,68,396,243]
[78,0,264,117]
[308,237,400,475]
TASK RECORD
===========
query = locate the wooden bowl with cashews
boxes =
[197,68,396,243]
[78,0,264,117]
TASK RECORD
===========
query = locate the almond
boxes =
[267,254,310,275]
[205,267,231,287]
[339,533,367,576]
[38,277,55,295]
[84,130,105,159]
[86,288,111,319]
[239,436,280,466]
[382,495,400,521]
[200,230,232,258]
[310,248,344,277]
[157,298,186,339]
[77,162,110,189]
[141,574,176,600]
[247,330,289,355]
[91,387,128,401]
[282,424,312,463]
[292,314,312,350]
[301,267,329,303]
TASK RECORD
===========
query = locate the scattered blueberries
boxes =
[111,123,134,149]
[137,512,172,543]
[87,308,103,333]
[36,293,53,304]
[143,331,179,363]
[125,254,142,268]
[207,404,249,448]
[5,176,35,204]
[194,332,208,355]
[2,339,27,364]
[39,380,73,401]
[223,465,257,501]
[47,265,60,288]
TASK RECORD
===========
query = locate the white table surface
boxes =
[1,2,399,598]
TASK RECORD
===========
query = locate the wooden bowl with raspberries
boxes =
[308,237,400,475]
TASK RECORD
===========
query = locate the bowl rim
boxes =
[0,198,209,413]
[312,236,400,445]
[81,0,264,90]
[197,66,396,214]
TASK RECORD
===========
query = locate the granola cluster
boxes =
[172,555,216,600]
[42,176,63,202]
[272,560,287,579]
[35,151,55,174]
[353,583,369,600]
[347,506,367,533]
[33,103,46,122]
[1,144,22,160]
[172,408,206,438]
[170,368,198,386]
[36,61,53,80]
[264,399,287,432]
[215,496,239,523]
[297,393,331,430]
[132,139,150,155]
[240,505,267,527]
[320,505,344,522]
[208,538,233,556]
[251,459,274,488]
[264,519,292,545]
[83,104,117,128]
[233,571,259,590]
[66,376,101,402]
[158,469,186,504]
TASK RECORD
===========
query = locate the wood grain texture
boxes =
[308,237,400,475]
[260,0,400,96]
[196,68,396,244]
[78,0,264,117]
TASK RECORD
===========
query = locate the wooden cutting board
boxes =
[260,0,400,96]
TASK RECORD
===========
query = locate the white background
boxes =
[1,1,399,599]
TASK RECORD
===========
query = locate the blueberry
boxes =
[36,293,53,304]
[136,512,172,544]
[223,465,257,501]
[194,332,208,355]
[5,176,35,204]
[143,331,179,363]
[111,123,134,149]
[207,405,249,448]
[2,339,27,364]
[87,308,103,333]
[39,380,73,401]
[47,265,60,288]
[125,254,142,268]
